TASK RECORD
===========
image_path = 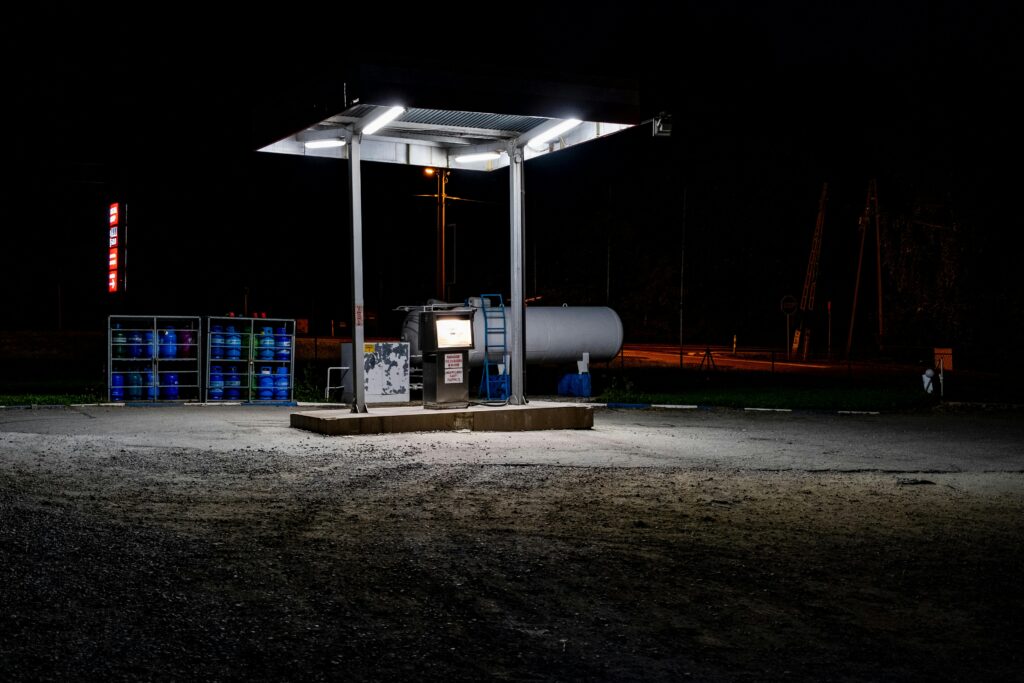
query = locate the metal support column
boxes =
[348,133,368,412]
[507,145,526,405]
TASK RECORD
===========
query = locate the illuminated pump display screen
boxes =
[435,318,473,349]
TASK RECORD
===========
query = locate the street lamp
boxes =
[424,167,450,301]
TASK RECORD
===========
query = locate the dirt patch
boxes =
[2,439,1023,681]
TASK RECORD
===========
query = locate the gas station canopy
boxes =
[255,60,650,168]
[255,65,660,413]
[258,103,634,172]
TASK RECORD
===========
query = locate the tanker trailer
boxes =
[400,296,623,367]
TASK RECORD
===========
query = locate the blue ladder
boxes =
[478,293,510,400]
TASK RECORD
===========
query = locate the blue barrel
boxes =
[112,324,127,359]
[209,365,224,401]
[258,327,275,360]
[257,366,274,400]
[226,326,242,360]
[160,326,178,359]
[274,327,291,361]
[127,370,142,400]
[210,325,224,359]
[274,366,289,400]
[144,369,157,400]
[128,330,143,359]
[225,365,241,400]
[110,373,125,401]
[144,331,158,360]
[162,372,179,400]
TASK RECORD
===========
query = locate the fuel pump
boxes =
[419,308,475,409]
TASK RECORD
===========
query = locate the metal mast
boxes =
[845,178,882,359]
[792,182,828,358]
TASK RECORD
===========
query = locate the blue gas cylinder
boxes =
[144,369,157,400]
[162,373,179,400]
[159,326,178,359]
[274,327,291,361]
[144,331,157,359]
[274,366,289,400]
[259,327,275,360]
[209,366,224,401]
[110,373,125,401]
[225,326,242,360]
[127,370,142,400]
[257,366,274,400]
[210,325,224,359]
[112,324,127,359]
[128,330,143,359]
[225,365,241,400]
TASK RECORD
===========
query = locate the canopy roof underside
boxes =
[258,103,635,171]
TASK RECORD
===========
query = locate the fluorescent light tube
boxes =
[304,139,345,149]
[455,152,502,163]
[527,118,582,150]
[361,106,406,135]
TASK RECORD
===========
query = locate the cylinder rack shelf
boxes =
[206,316,296,404]
[108,315,202,402]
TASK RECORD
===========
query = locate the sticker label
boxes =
[444,353,463,384]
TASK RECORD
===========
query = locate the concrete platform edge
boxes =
[290,404,593,435]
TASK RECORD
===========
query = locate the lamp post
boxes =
[424,168,450,301]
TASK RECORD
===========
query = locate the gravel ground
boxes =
[2,405,1023,681]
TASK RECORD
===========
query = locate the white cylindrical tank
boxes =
[401,302,623,367]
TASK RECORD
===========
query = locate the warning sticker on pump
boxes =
[444,353,463,384]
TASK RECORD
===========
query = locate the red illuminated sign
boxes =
[107,202,122,293]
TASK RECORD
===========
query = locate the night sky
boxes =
[3,3,1018,367]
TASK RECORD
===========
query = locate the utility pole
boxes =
[433,169,450,301]
[846,178,882,359]
[419,168,488,302]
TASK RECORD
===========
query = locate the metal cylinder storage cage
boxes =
[205,317,296,403]
[107,316,203,402]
